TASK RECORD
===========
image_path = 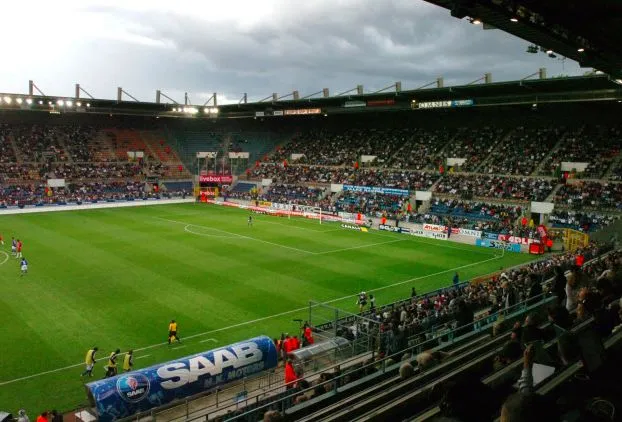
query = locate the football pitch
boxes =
[0,203,537,414]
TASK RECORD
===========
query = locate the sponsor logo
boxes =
[116,374,150,403]
[341,223,362,231]
[422,223,446,233]
[199,175,233,184]
[379,224,402,232]
[458,228,482,237]
[156,342,264,389]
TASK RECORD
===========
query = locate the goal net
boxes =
[296,205,323,224]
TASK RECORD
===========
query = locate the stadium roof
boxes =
[0,75,620,119]
[423,0,622,78]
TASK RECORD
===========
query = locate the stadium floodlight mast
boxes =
[416,78,444,89]
[299,88,330,100]
[370,82,402,94]
[467,73,493,85]
[336,85,364,96]
[116,87,140,103]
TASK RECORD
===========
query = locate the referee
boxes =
[168,320,181,344]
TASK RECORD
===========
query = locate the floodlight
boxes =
[48,101,53,105]
[16,98,23,104]
[26,98,33,105]
[66,100,73,107]
[57,99,64,106]
[38,100,43,105]
[3,96,12,104]
[76,101,82,107]
[546,49,553,54]
[577,48,585,52]
[510,17,518,22]
[86,103,91,107]
[472,18,481,24]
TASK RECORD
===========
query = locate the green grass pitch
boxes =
[0,203,537,414]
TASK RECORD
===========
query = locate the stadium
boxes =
[1,1,622,422]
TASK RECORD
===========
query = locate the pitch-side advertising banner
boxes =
[199,175,233,184]
[343,185,409,197]
[475,239,521,253]
[85,336,277,422]
[379,224,448,240]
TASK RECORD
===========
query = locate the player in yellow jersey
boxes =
[123,350,134,372]
[80,347,98,377]
[105,349,120,378]
[168,319,181,344]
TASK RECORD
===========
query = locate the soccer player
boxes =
[81,347,98,377]
[11,237,16,256]
[20,258,28,276]
[123,350,134,372]
[16,239,23,259]
[356,291,368,313]
[168,319,181,344]
[105,349,120,378]
[247,214,253,227]
[0,233,4,245]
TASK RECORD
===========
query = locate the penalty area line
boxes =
[0,254,499,387]
[0,250,9,266]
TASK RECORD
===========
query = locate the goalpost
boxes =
[294,205,323,224]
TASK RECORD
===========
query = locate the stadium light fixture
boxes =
[510,17,518,22]
[57,99,64,106]
[577,48,585,52]
[76,101,82,107]
[3,96,12,104]
[26,98,33,105]
[66,100,73,107]
[615,79,622,85]
[546,49,553,54]
[86,103,91,107]
[38,100,43,105]
[471,18,481,25]
[16,98,23,104]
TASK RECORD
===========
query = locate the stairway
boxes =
[8,134,23,163]
[533,126,584,176]
[544,182,564,202]
[473,128,515,173]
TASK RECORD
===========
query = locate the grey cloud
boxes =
[56,1,583,102]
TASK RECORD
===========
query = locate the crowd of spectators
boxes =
[384,127,455,170]
[335,191,406,218]
[13,125,68,162]
[407,198,528,234]
[259,184,328,207]
[554,181,622,210]
[541,125,622,178]
[434,174,555,201]
[549,209,619,232]
[0,124,17,163]
[483,126,562,176]
[441,126,504,172]
[264,243,620,422]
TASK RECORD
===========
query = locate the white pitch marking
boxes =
[158,217,316,255]
[171,345,187,350]
[200,338,218,343]
[313,239,406,255]
[0,255,500,387]
[184,225,242,239]
[136,355,151,360]
[0,250,8,266]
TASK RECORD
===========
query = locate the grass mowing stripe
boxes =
[0,254,497,387]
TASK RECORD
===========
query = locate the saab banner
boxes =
[86,336,277,422]
[199,175,233,184]
[475,239,521,253]
[343,185,409,197]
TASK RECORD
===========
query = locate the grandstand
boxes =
[2,0,622,419]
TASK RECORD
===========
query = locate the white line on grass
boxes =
[313,239,406,255]
[0,254,500,387]
[157,217,315,255]
[136,355,151,360]
[184,225,242,239]
[171,345,186,350]
[199,338,218,343]
[0,250,8,266]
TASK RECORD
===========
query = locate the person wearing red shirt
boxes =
[36,411,49,422]
[282,335,292,358]
[16,239,23,259]
[575,253,585,267]
[284,358,298,389]
[304,326,314,346]
[292,336,300,350]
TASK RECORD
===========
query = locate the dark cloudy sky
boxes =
[0,0,585,104]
